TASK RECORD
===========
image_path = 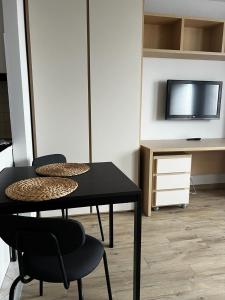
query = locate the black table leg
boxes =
[109,204,114,248]
[96,205,105,241]
[9,247,17,262]
[133,195,142,300]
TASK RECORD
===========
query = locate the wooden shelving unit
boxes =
[143,13,225,60]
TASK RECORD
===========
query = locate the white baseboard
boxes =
[92,203,134,213]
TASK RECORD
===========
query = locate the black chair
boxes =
[0,215,112,300]
[32,154,67,219]
[32,154,67,168]
[32,154,105,242]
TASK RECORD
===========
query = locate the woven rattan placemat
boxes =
[5,177,78,201]
[35,163,90,177]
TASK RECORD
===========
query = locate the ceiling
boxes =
[208,0,225,2]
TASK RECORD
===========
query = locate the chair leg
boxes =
[36,211,40,218]
[39,280,43,296]
[96,205,104,241]
[77,279,84,300]
[103,251,112,300]
[9,276,21,300]
[61,209,69,219]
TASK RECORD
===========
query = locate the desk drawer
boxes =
[155,173,190,190]
[155,189,189,207]
[155,155,192,174]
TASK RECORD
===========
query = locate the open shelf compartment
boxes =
[144,14,182,50]
[183,19,224,52]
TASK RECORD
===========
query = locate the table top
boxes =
[141,138,225,152]
[0,162,141,215]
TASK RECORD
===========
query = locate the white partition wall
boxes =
[0,147,13,287]
[89,0,143,210]
[28,0,89,163]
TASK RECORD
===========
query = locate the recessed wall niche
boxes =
[0,74,11,140]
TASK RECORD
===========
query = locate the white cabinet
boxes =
[89,0,142,212]
[28,0,90,216]
[0,146,13,287]
[28,0,89,163]
[153,154,192,209]
[27,0,143,214]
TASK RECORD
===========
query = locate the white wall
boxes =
[142,0,225,141]
[2,0,33,166]
[141,58,225,140]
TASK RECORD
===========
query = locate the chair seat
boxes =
[23,235,104,282]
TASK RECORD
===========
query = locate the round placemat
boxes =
[5,177,78,201]
[35,163,90,177]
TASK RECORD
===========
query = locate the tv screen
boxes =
[165,80,223,120]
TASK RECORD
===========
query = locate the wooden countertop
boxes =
[141,138,225,152]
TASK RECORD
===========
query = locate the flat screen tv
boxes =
[165,80,223,120]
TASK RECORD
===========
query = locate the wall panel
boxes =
[89,0,142,211]
[28,0,89,162]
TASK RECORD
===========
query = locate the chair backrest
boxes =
[0,215,85,256]
[32,154,67,167]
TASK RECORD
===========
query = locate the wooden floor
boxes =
[21,189,225,300]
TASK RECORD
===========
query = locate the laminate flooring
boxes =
[20,189,225,300]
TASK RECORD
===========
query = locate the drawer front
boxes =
[155,173,190,190]
[155,189,189,207]
[156,156,192,174]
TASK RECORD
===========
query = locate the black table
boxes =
[0,162,142,300]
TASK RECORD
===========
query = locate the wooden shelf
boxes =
[143,48,225,61]
[143,13,225,60]
[183,19,224,52]
[144,14,182,50]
